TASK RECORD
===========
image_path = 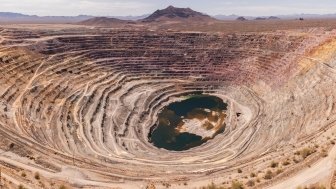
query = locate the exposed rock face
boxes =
[142,6,214,22]
[1,25,336,188]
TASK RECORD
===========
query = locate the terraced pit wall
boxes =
[0,27,336,188]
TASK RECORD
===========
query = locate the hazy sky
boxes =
[1,0,336,16]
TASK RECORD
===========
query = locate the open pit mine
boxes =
[1,23,336,189]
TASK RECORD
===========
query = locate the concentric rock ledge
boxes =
[1,26,336,188]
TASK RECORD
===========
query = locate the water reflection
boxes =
[149,95,228,151]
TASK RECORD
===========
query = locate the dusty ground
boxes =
[1,22,336,189]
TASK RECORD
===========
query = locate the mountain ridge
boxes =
[142,6,215,22]
[1,9,336,23]
[0,12,147,23]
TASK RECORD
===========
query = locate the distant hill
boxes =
[79,17,135,26]
[113,14,149,21]
[0,12,93,23]
[214,15,256,20]
[0,12,28,18]
[0,12,146,24]
[142,6,215,22]
[255,16,280,20]
[236,17,247,21]
[1,10,336,24]
[268,16,280,20]
[255,17,267,20]
[215,14,336,21]
[277,13,336,20]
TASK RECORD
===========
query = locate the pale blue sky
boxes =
[1,0,336,16]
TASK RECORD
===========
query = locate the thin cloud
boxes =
[0,0,155,16]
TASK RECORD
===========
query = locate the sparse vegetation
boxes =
[246,179,255,187]
[21,172,26,177]
[270,161,278,168]
[296,147,316,159]
[282,160,290,166]
[293,157,300,163]
[162,182,171,188]
[276,168,283,175]
[298,184,326,189]
[18,185,27,189]
[201,182,226,189]
[34,172,40,180]
[231,181,244,189]
[321,149,328,157]
[59,185,67,189]
[146,183,156,189]
[9,143,15,149]
[263,170,273,180]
